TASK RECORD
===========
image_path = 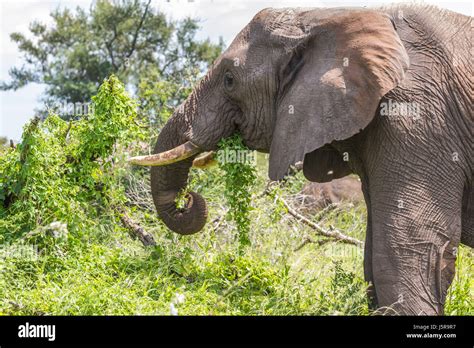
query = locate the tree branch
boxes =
[105,26,119,70]
[160,55,179,75]
[294,236,331,252]
[126,0,151,60]
[278,195,364,248]
[118,207,156,246]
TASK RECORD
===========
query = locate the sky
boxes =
[0,0,472,141]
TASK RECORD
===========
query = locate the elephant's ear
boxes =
[268,10,409,180]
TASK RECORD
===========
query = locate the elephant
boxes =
[129,4,473,315]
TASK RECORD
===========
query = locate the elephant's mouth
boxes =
[128,129,259,235]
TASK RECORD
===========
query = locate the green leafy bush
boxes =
[0,75,143,239]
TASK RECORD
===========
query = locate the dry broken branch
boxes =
[279,195,364,248]
[293,236,332,252]
[118,208,156,246]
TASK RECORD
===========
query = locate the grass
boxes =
[0,152,471,316]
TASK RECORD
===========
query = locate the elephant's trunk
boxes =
[132,69,235,235]
[153,188,208,235]
[149,118,208,235]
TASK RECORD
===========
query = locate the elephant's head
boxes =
[129,8,409,235]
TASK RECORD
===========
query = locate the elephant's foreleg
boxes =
[368,173,464,315]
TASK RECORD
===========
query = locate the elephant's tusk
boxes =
[128,141,201,166]
[192,151,217,168]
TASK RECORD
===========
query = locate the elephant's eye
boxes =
[224,71,235,91]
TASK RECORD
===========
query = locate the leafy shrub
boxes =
[0,75,143,239]
[317,261,369,315]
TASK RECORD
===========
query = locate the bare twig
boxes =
[313,203,339,221]
[279,195,363,248]
[293,236,331,252]
[126,0,152,59]
[118,208,156,246]
[105,25,119,70]
[210,213,227,232]
[258,181,363,247]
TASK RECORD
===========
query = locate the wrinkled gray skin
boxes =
[151,5,473,315]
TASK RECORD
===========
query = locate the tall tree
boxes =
[1,0,224,118]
